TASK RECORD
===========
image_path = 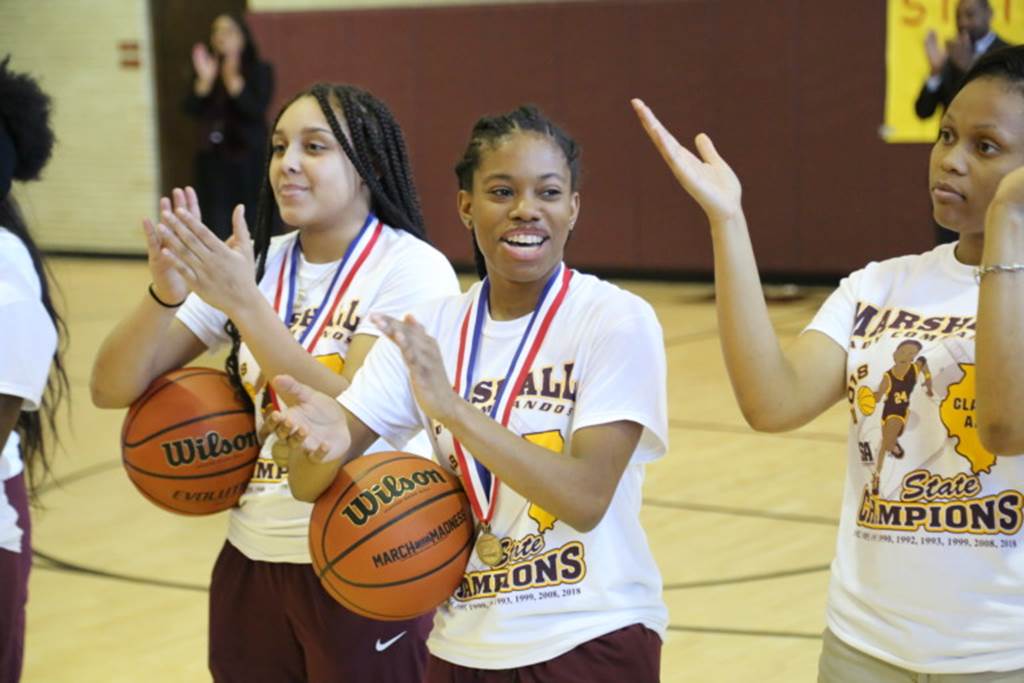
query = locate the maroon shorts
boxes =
[209,541,433,683]
[426,623,661,683]
[0,473,30,683]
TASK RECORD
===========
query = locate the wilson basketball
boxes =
[121,367,259,515]
[857,385,877,416]
[310,451,474,620]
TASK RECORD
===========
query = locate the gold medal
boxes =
[475,529,503,567]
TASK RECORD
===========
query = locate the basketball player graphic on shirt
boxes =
[870,340,934,495]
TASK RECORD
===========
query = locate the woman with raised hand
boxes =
[184,13,274,238]
[91,83,458,683]
[634,45,1024,681]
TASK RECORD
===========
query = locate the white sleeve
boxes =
[356,243,460,337]
[338,334,425,448]
[572,299,668,464]
[0,297,57,411]
[803,265,869,351]
[175,292,230,351]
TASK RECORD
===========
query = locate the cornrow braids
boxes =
[454,104,582,278]
[222,83,427,406]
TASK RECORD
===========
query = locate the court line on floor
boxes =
[33,549,207,592]
[663,304,821,349]
[667,418,846,444]
[667,625,820,639]
[643,497,839,526]
[33,459,122,495]
[663,563,832,590]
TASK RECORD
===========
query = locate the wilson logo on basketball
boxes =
[340,470,446,526]
[160,430,259,467]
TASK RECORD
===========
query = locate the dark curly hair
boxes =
[0,55,68,501]
[0,55,56,193]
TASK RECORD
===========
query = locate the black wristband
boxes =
[148,283,186,308]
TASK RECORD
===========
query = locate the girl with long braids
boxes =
[0,56,69,681]
[91,83,458,682]
[263,105,668,681]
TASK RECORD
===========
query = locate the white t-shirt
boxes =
[177,223,459,562]
[341,271,669,668]
[0,228,58,553]
[806,243,1024,673]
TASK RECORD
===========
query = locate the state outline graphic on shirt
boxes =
[939,362,997,475]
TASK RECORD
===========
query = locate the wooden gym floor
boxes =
[23,257,847,682]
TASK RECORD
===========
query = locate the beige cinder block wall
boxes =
[0,0,157,254]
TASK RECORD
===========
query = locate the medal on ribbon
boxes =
[249,214,383,413]
[451,263,574,567]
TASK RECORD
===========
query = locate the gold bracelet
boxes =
[975,264,1024,283]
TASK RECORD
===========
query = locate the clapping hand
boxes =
[155,187,258,317]
[143,192,194,307]
[261,375,351,469]
[191,43,217,87]
[947,31,974,72]
[924,30,947,75]
[371,313,460,425]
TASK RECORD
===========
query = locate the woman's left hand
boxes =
[372,313,460,424]
[157,186,258,316]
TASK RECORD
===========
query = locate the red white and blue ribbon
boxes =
[451,263,574,527]
[264,213,383,409]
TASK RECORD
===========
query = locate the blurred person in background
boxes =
[184,13,274,240]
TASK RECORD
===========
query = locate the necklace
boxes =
[294,260,340,309]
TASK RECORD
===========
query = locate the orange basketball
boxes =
[121,367,258,515]
[310,451,473,620]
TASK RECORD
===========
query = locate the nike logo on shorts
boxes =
[375,631,408,652]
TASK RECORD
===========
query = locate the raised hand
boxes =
[371,313,460,424]
[143,195,191,306]
[924,30,947,75]
[631,98,742,224]
[156,187,258,316]
[192,43,217,83]
[947,31,973,72]
[261,375,350,467]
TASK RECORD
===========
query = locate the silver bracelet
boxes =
[975,263,1024,283]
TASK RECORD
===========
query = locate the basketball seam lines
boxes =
[122,408,254,448]
[318,488,464,575]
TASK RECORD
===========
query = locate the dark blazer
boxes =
[915,35,1010,119]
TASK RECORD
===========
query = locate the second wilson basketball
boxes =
[309,451,474,620]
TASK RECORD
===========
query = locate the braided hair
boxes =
[454,105,581,278]
[0,56,69,500]
[224,83,426,406]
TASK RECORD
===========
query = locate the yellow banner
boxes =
[884,0,1024,143]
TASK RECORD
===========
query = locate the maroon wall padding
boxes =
[249,0,933,278]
